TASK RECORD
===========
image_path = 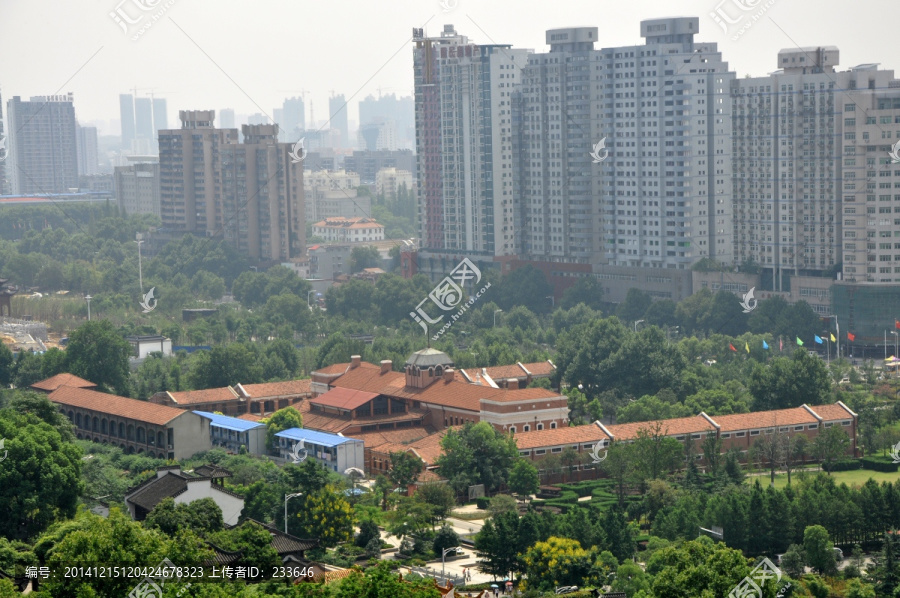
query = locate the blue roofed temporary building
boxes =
[274,427,365,474]
[194,411,266,455]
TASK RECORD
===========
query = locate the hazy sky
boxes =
[1,0,896,135]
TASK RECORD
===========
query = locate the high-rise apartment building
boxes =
[135,98,154,141]
[120,93,168,153]
[159,110,237,235]
[413,24,530,256]
[152,98,168,132]
[7,94,78,194]
[0,88,8,195]
[358,93,414,149]
[597,18,735,270]
[76,124,99,176]
[328,94,349,148]
[732,48,899,289]
[115,157,160,217]
[219,109,235,129]
[219,124,305,261]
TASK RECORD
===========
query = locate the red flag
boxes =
[896,320,900,330]
[779,338,783,351]
[848,332,856,342]
[729,343,737,352]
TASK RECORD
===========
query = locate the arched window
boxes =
[157,431,164,447]
[550,422,557,429]
[523,425,530,432]
[119,422,125,438]
[509,427,516,434]
[101,419,108,434]
[76,413,82,428]
[537,423,544,431]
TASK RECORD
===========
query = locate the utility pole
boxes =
[135,233,144,294]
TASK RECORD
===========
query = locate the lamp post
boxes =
[284,492,303,535]
[493,309,503,328]
[441,546,461,586]
[134,234,144,294]
[634,319,644,333]
[893,331,899,360]
[545,295,554,308]
[85,295,92,321]
[308,290,316,309]
[825,315,840,359]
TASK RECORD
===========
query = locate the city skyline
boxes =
[0,0,895,128]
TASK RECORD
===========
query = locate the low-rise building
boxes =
[123,464,244,525]
[126,335,173,359]
[150,387,244,416]
[46,384,212,460]
[312,217,384,244]
[275,428,365,474]
[194,411,267,455]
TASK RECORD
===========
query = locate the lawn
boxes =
[752,468,900,489]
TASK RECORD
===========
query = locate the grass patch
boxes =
[752,468,900,489]
[450,510,487,521]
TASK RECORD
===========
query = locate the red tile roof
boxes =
[165,387,240,406]
[482,364,527,380]
[607,415,715,441]
[350,427,436,450]
[522,361,556,377]
[375,428,453,466]
[49,386,189,426]
[513,423,610,450]
[714,407,817,432]
[237,379,311,399]
[238,413,264,422]
[810,403,856,421]
[31,373,97,392]
[481,387,562,404]
[310,387,379,411]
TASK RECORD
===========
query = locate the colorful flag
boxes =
[779,338,783,351]
[763,340,769,350]
[814,335,823,344]
[848,332,856,342]
[729,343,737,352]
[796,337,804,346]
[896,320,900,330]
[745,342,750,353]
[830,333,836,343]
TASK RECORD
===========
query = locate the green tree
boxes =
[64,320,132,394]
[875,529,900,596]
[814,425,850,473]
[264,406,303,452]
[487,494,518,518]
[749,350,831,411]
[495,265,554,314]
[188,343,264,389]
[436,421,519,495]
[603,442,634,507]
[611,561,651,596]
[144,497,224,537]
[803,524,837,575]
[355,519,380,548]
[0,407,83,540]
[616,288,652,323]
[508,459,540,503]
[629,421,684,490]
[415,482,456,527]
[560,277,605,311]
[333,561,440,598]
[432,523,461,556]
[646,537,754,598]
[348,245,382,274]
[388,451,424,489]
[475,511,521,580]
[0,343,13,388]
[781,544,806,579]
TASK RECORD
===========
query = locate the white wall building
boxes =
[312,217,384,243]
[275,428,365,474]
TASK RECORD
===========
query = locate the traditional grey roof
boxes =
[405,348,453,368]
[204,543,243,566]
[245,519,319,554]
[194,464,232,479]
[126,472,191,511]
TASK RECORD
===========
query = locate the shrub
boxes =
[860,457,899,473]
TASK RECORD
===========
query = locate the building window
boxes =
[550,422,557,429]
[510,427,516,434]
[721,433,731,439]
[808,424,818,429]
[524,425,530,432]
[535,449,546,455]
[736,431,746,437]
[551,447,562,453]
[750,430,760,436]
[842,421,851,426]
[537,424,544,431]
[794,425,804,431]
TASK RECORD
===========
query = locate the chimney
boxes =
[350,355,361,369]
[508,379,519,390]
[443,368,455,382]
[380,360,392,374]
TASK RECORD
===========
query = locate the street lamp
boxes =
[134,234,144,294]
[546,295,554,307]
[441,546,461,586]
[493,309,503,328]
[284,492,303,535]
[634,319,644,333]
[84,295,92,321]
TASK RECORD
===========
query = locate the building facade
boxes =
[312,217,384,243]
[115,157,161,217]
[6,94,78,194]
[275,428,365,474]
[375,167,413,201]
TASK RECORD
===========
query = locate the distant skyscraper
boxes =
[152,98,168,132]
[7,94,78,194]
[0,87,7,195]
[219,109,235,129]
[247,113,268,126]
[281,97,305,141]
[358,93,414,150]
[328,94,349,148]
[273,108,284,141]
[135,97,153,141]
[413,24,529,256]
[76,124,99,176]
[119,93,136,150]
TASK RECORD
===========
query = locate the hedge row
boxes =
[860,457,900,473]
[823,459,862,472]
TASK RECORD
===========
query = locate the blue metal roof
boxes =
[275,427,361,448]
[193,411,265,432]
